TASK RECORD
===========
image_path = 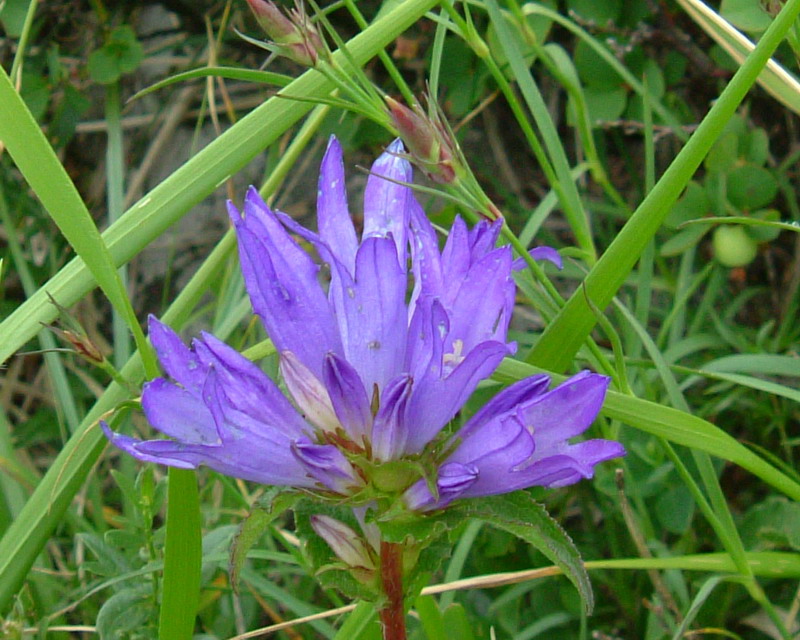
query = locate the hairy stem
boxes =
[379,541,407,640]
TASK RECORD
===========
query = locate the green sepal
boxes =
[451,491,594,615]
[229,488,301,592]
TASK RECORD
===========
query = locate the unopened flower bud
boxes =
[48,325,105,363]
[245,0,325,67]
[247,0,297,40]
[385,97,457,184]
[310,515,376,573]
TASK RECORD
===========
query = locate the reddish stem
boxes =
[378,541,407,640]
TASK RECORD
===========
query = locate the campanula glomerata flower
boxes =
[103,136,624,510]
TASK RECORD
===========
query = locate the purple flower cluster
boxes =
[104,137,623,511]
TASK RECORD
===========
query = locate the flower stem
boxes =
[379,541,407,640]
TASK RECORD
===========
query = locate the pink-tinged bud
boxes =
[247,0,296,40]
[310,515,376,574]
[385,96,457,185]
[48,326,105,363]
[245,0,325,67]
[279,351,340,433]
[386,97,435,160]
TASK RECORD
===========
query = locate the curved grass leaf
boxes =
[682,215,800,234]
[129,67,293,102]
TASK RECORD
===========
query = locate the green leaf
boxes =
[0,0,30,37]
[158,469,201,640]
[582,86,627,124]
[332,601,379,640]
[567,0,622,24]
[655,486,696,535]
[659,222,711,256]
[88,26,144,85]
[665,181,711,228]
[681,215,800,234]
[415,594,446,640]
[726,164,778,209]
[721,0,773,32]
[129,67,292,102]
[744,127,770,165]
[573,38,623,89]
[456,492,594,615]
[229,489,301,591]
[742,497,800,550]
[77,532,133,577]
[705,130,739,172]
[747,208,782,241]
[96,587,153,640]
[442,603,475,640]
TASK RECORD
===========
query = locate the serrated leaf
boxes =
[229,489,300,591]
[455,492,594,614]
[78,532,132,577]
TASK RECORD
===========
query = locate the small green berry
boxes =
[712,225,758,267]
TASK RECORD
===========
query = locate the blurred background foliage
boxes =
[1,0,799,638]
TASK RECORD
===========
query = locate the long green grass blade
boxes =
[0,64,157,375]
[158,469,201,640]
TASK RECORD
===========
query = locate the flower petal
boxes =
[404,296,448,383]
[147,316,205,391]
[195,332,310,439]
[405,340,509,453]
[230,188,342,377]
[317,136,358,273]
[292,437,361,493]
[512,246,563,271]
[322,352,372,444]
[404,462,478,511]
[371,374,413,461]
[511,439,626,488]
[341,236,408,392]
[141,378,220,444]
[457,374,550,441]
[519,371,610,451]
[445,246,514,352]
[362,138,412,266]
[280,350,339,433]
[408,198,444,309]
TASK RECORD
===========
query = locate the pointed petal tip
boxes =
[227,200,243,225]
[386,137,405,154]
[326,134,342,152]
